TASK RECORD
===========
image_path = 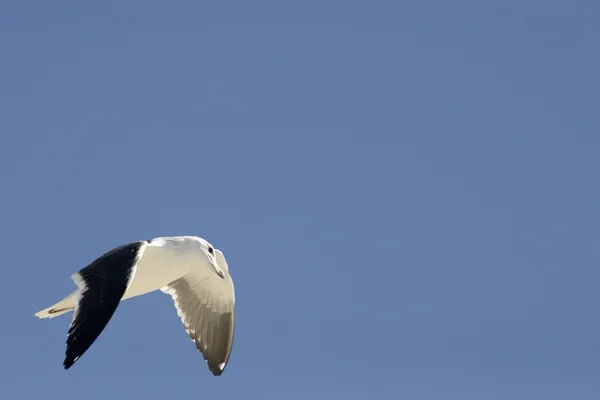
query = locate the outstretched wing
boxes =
[64,241,148,369]
[161,249,235,376]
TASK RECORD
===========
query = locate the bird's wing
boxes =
[161,249,235,376]
[64,241,148,369]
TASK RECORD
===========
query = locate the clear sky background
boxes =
[1,1,598,399]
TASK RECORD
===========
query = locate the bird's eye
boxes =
[208,247,214,255]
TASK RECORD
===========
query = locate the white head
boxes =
[195,237,226,278]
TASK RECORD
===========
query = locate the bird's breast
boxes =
[121,245,193,300]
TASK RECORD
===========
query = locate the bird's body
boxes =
[34,236,235,376]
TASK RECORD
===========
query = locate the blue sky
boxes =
[1,1,599,399]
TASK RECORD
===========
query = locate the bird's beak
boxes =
[214,264,226,278]
[214,264,225,279]
[209,254,226,278]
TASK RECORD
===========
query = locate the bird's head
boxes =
[197,238,226,279]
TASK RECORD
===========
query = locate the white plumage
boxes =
[34,236,236,376]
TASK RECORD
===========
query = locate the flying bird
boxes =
[34,236,235,376]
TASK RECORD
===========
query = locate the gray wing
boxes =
[161,249,235,376]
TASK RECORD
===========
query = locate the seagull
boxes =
[34,236,236,376]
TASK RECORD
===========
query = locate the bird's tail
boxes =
[34,290,79,319]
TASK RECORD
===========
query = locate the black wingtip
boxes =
[208,362,226,376]
[60,241,144,372]
[63,355,78,370]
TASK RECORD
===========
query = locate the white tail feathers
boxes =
[34,290,79,319]
[35,306,73,319]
